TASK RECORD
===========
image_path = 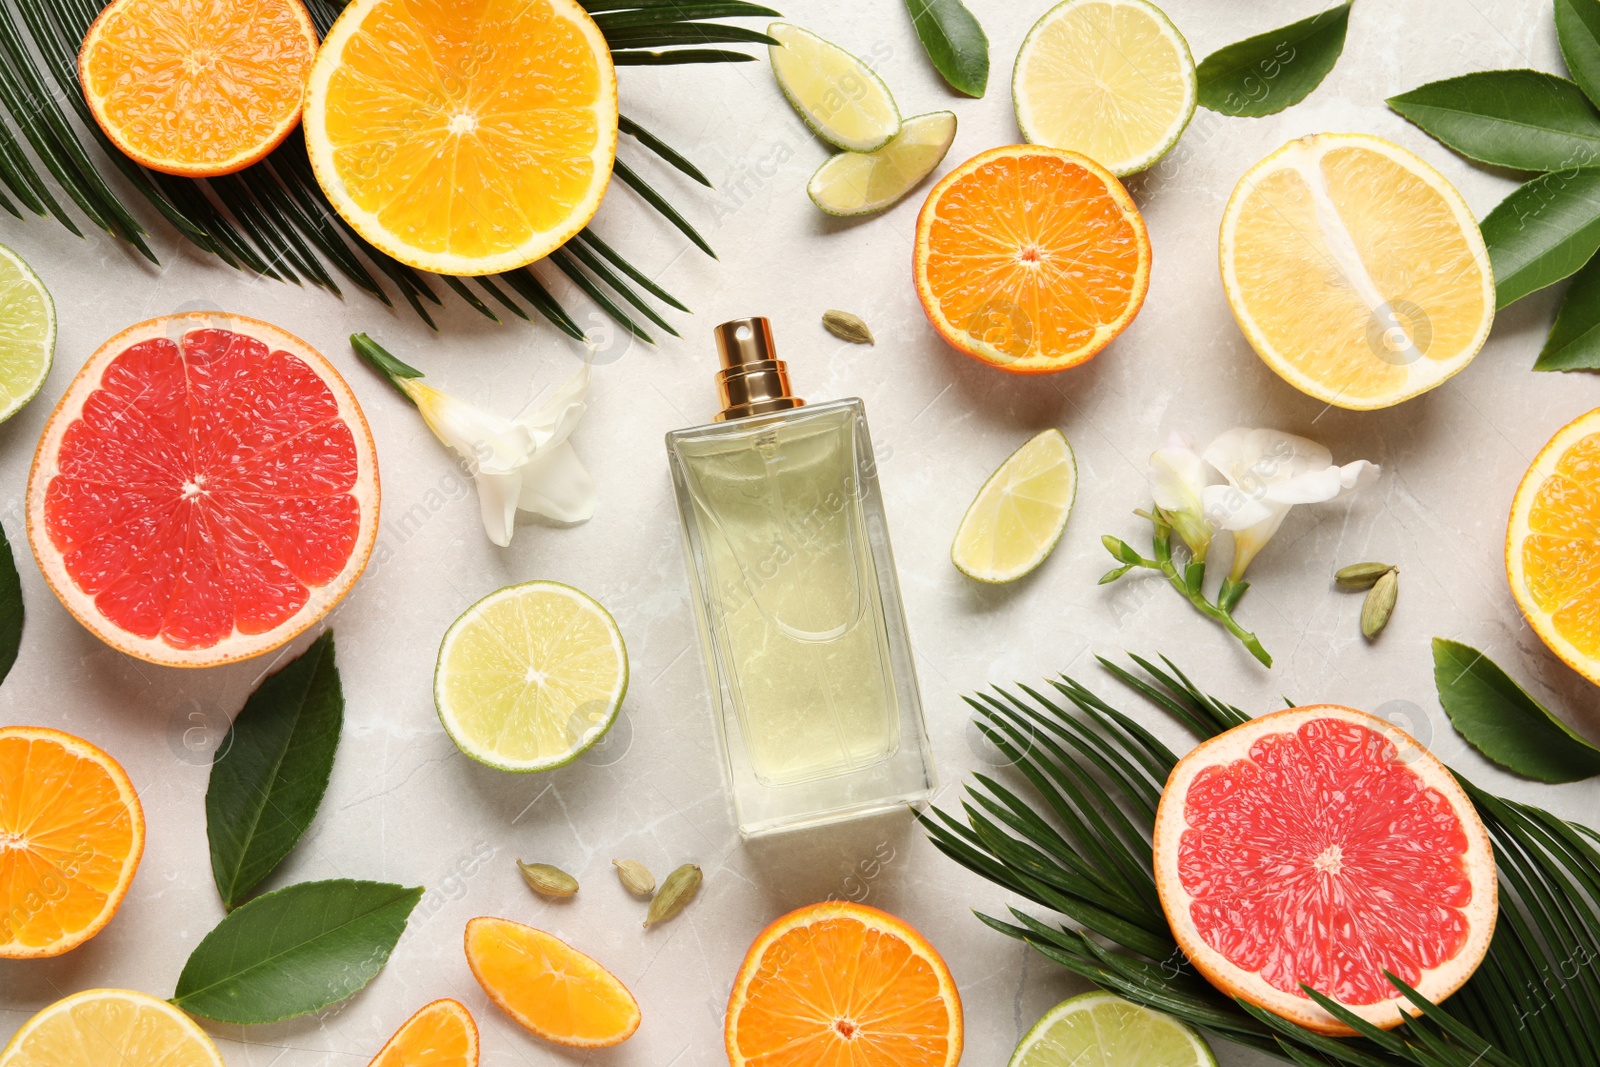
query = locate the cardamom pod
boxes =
[644,863,702,928]
[821,310,875,346]
[1361,569,1399,639]
[613,859,656,896]
[518,860,578,898]
[1336,561,1395,589]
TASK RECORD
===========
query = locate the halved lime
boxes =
[808,111,957,216]
[953,429,1076,583]
[0,243,54,423]
[435,581,628,773]
[1010,992,1216,1067]
[1013,0,1197,176]
[769,22,900,152]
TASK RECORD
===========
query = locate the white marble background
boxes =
[1,0,1597,1064]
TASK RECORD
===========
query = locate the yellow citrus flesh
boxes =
[953,429,1077,583]
[0,989,224,1067]
[1221,134,1494,410]
[304,0,617,276]
[465,917,640,1048]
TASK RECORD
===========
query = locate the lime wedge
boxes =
[1010,992,1216,1067]
[435,581,628,773]
[0,243,54,423]
[953,429,1076,583]
[808,111,957,216]
[769,22,900,152]
[1013,0,1197,176]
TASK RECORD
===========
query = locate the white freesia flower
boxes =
[1200,428,1378,580]
[1148,432,1214,561]
[400,364,595,547]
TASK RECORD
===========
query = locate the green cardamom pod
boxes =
[1361,569,1399,639]
[821,310,875,346]
[644,863,702,928]
[613,859,656,896]
[518,860,578,898]
[1336,561,1396,589]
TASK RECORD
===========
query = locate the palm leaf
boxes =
[924,655,1600,1066]
[0,0,777,335]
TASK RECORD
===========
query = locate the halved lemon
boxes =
[953,429,1076,583]
[0,989,224,1067]
[769,22,900,152]
[808,111,957,216]
[304,0,617,276]
[1220,133,1494,410]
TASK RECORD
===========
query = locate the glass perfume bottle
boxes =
[666,317,936,836]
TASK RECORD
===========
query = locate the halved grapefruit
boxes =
[1153,705,1496,1035]
[27,313,379,668]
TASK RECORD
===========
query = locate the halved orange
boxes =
[1508,408,1600,684]
[0,989,223,1067]
[914,145,1151,374]
[725,901,963,1067]
[304,0,618,276]
[0,728,144,959]
[79,0,318,178]
[464,917,640,1048]
[369,999,479,1067]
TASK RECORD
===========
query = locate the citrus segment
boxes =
[1220,134,1494,410]
[369,999,479,1067]
[1013,0,1197,176]
[1009,992,1215,1067]
[808,111,957,216]
[79,0,318,177]
[0,242,54,424]
[27,314,378,668]
[769,22,900,152]
[953,429,1076,583]
[464,917,640,1048]
[0,728,144,959]
[0,989,224,1067]
[725,901,963,1067]
[1153,705,1496,1034]
[304,0,617,276]
[915,145,1150,374]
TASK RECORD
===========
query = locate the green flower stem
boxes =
[350,333,423,406]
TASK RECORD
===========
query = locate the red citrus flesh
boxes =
[27,314,378,667]
[1153,705,1496,1035]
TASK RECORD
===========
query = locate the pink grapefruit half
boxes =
[1153,705,1496,1035]
[27,313,379,668]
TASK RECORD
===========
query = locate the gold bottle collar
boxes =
[714,317,805,422]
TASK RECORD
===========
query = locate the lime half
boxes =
[953,429,1076,583]
[0,243,54,423]
[1010,992,1216,1067]
[1013,0,1197,176]
[808,111,957,217]
[435,581,628,773]
[769,22,900,152]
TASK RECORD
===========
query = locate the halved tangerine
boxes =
[914,145,1151,374]
[26,313,379,668]
[79,0,319,178]
[368,999,479,1067]
[1153,705,1496,1034]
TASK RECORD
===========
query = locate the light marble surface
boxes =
[2,1,1597,1063]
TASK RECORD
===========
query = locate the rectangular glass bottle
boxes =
[666,318,935,836]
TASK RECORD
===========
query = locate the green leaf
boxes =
[1480,168,1600,307]
[173,879,422,1024]
[1196,2,1350,118]
[1535,249,1600,369]
[1557,0,1600,111]
[1387,70,1600,172]
[206,633,343,909]
[904,0,990,98]
[0,520,23,689]
[1433,638,1600,783]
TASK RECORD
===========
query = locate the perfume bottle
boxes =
[666,317,936,836]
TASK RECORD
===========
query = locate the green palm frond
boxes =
[0,0,780,335]
[923,654,1600,1066]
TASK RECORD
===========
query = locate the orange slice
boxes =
[725,901,963,1067]
[464,917,640,1048]
[303,0,618,276]
[78,0,318,177]
[0,989,223,1067]
[914,145,1151,374]
[369,1000,479,1067]
[0,728,144,959]
[1508,408,1600,683]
